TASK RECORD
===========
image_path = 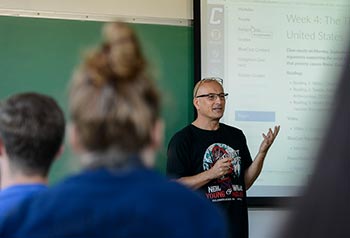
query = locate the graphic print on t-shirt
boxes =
[203,143,244,202]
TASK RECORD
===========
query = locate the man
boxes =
[0,92,65,215]
[167,77,280,238]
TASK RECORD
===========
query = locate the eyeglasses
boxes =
[195,93,228,101]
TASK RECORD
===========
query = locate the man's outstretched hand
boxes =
[259,125,280,154]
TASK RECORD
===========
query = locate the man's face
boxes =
[193,81,226,121]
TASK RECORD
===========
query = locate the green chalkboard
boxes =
[0,16,194,184]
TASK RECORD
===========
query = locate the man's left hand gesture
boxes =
[259,125,280,154]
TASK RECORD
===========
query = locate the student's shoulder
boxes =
[132,170,228,236]
[155,172,217,206]
[160,178,227,234]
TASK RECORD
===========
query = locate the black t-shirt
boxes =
[167,123,252,238]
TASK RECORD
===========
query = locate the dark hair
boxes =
[0,92,65,176]
[278,51,350,237]
[69,22,160,157]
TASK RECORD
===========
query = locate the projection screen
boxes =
[195,0,350,199]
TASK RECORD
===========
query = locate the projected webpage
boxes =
[201,0,350,196]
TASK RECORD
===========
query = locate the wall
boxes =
[0,0,192,25]
[249,208,290,238]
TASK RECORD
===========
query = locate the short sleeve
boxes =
[166,130,191,179]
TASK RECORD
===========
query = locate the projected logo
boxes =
[209,7,223,25]
[208,6,224,41]
[206,5,225,79]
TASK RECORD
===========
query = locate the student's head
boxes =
[193,77,227,121]
[0,93,65,177]
[68,22,162,167]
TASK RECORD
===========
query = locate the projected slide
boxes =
[201,0,350,196]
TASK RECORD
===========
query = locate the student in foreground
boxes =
[0,93,65,215]
[0,22,227,237]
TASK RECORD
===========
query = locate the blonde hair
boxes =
[193,77,223,98]
[69,22,160,157]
